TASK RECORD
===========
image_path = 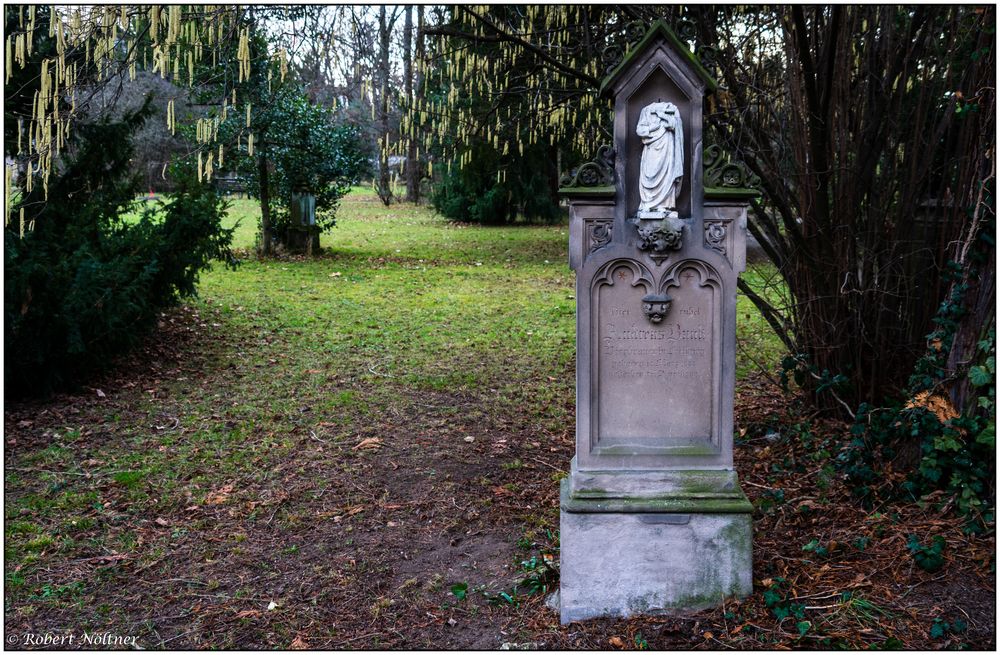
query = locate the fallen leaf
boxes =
[235,609,261,619]
[96,389,106,398]
[353,437,382,450]
[154,517,170,527]
[205,483,234,505]
[609,636,624,648]
[289,636,308,650]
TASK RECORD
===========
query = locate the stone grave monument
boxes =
[557,19,759,623]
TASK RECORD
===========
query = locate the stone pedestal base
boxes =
[285,225,321,254]
[558,476,752,624]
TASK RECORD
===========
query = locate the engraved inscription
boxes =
[595,264,716,446]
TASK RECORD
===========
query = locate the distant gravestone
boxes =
[557,20,758,623]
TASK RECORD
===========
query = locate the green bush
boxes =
[5,103,235,396]
[431,141,561,225]
[218,87,371,241]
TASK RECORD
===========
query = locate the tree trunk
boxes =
[258,148,272,255]
[375,6,392,206]
[415,7,426,197]
[403,6,418,203]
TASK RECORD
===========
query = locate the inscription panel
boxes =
[593,262,717,449]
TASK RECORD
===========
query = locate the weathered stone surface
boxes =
[558,21,753,623]
[560,503,752,623]
[566,456,747,500]
[595,260,718,446]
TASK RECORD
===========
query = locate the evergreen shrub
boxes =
[431,142,561,225]
[5,103,235,396]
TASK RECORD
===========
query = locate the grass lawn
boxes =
[216,188,786,382]
[4,189,992,649]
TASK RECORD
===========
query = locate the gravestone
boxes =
[557,20,758,623]
[286,190,320,254]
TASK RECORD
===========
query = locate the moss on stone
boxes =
[704,186,760,200]
[558,185,616,196]
[561,484,753,514]
[600,19,719,97]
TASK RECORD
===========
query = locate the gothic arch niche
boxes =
[624,62,694,218]
[589,258,722,454]
[656,259,723,451]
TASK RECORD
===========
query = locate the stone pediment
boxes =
[599,19,718,98]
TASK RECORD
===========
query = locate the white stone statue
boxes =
[636,102,684,218]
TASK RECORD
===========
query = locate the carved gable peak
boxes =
[600,19,718,99]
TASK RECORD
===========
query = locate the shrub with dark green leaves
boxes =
[431,141,561,225]
[5,103,235,396]
[217,87,371,241]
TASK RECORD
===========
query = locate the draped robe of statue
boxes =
[636,102,684,217]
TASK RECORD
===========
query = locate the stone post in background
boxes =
[557,20,759,623]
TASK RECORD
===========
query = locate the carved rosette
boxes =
[704,221,727,255]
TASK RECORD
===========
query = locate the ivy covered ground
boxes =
[4,190,994,649]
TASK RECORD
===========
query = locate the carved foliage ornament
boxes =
[634,216,684,260]
[703,144,760,189]
[589,220,613,253]
[561,145,615,189]
[601,17,713,75]
[704,221,727,255]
